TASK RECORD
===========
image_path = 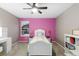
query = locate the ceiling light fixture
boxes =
[32,8,38,13]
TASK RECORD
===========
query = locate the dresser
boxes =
[0,37,12,54]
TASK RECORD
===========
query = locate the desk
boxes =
[0,37,12,54]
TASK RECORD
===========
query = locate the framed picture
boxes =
[21,21,29,36]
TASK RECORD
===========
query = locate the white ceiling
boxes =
[0,3,74,18]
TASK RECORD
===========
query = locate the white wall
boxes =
[0,8,19,43]
[56,4,79,46]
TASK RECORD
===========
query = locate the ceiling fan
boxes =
[23,3,47,14]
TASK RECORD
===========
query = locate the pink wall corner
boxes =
[18,18,56,42]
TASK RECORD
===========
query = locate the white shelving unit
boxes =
[64,34,79,56]
[0,27,12,54]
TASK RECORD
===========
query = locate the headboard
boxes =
[35,29,45,37]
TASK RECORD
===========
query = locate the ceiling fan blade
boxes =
[33,3,36,7]
[27,3,33,7]
[23,8,32,10]
[38,7,47,9]
[38,10,42,14]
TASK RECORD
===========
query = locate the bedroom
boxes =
[0,3,79,56]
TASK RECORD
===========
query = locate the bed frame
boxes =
[27,29,53,56]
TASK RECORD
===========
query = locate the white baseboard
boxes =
[52,41,56,42]
[55,41,65,49]
[52,41,65,49]
[18,41,28,42]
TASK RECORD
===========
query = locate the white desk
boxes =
[0,37,12,54]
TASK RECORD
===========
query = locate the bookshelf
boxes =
[64,34,79,56]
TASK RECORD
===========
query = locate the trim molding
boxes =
[52,41,65,49]
[52,41,56,42]
[18,41,28,42]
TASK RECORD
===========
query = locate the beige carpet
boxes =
[7,42,28,56]
[5,42,64,56]
[52,42,64,56]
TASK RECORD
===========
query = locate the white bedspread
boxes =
[29,36,50,44]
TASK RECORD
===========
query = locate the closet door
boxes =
[19,21,29,42]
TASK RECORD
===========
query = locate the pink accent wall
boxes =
[18,18,56,42]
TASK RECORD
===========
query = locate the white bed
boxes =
[28,29,53,56]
